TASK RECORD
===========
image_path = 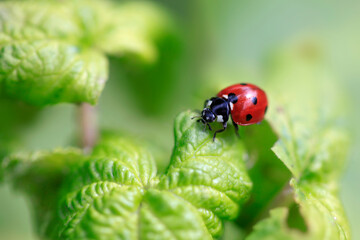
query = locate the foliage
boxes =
[2,113,252,239]
[247,42,350,240]
[0,0,351,240]
[0,0,175,106]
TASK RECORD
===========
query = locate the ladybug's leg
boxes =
[231,117,240,138]
[196,119,206,129]
[204,123,212,131]
[196,119,212,131]
[213,122,227,141]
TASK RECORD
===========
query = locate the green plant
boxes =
[0,1,350,240]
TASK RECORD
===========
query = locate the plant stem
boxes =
[79,103,98,154]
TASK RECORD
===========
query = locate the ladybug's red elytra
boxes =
[194,83,268,140]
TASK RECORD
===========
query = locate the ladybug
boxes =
[194,83,268,140]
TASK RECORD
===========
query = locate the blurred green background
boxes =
[1,0,359,239]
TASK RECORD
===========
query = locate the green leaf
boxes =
[246,208,304,240]
[54,134,214,240]
[1,148,84,194]
[249,41,351,239]
[292,180,350,240]
[266,42,349,182]
[96,1,176,63]
[246,182,350,240]
[0,148,85,237]
[51,136,155,239]
[0,0,175,105]
[0,1,81,44]
[0,41,107,105]
[91,133,158,188]
[159,110,252,237]
[58,184,144,239]
[140,189,211,240]
[1,113,253,239]
[0,1,106,105]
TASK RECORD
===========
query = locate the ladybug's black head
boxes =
[201,108,216,123]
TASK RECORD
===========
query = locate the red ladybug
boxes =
[195,83,268,140]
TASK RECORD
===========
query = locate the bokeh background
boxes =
[1,0,359,239]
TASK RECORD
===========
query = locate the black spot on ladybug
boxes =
[251,97,257,105]
[246,114,252,121]
[228,93,238,103]
[240,83,247,85]
[265,106,268,114]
